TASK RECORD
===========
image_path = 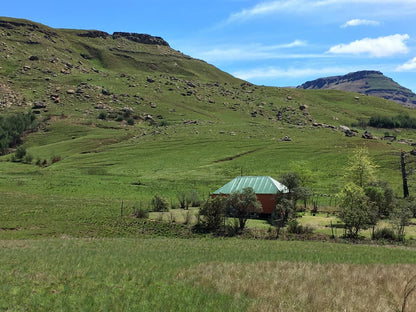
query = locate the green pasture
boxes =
[1,238,416,312]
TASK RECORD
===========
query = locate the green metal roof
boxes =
[213,176,288,195]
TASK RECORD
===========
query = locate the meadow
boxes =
[2,17,416,311]
[1,238,416,312]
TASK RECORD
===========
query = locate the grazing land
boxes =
[1,17,416,311]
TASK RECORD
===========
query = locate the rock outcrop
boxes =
[298,70,416,107]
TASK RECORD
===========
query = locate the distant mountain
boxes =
[297,71,416,107]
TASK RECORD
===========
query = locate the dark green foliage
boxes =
[226,187,262,231]
[15,146,26,159]
[373,227,397,241]
[271,195,293,237]
[126,117,135,125]
[0,112,37,155]
[368,113,416,129]
[151,195,169,212]
[98,112,107,120]
[198,196,226,232]
[280,172,300,194]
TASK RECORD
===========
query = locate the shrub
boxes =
[151,195,169,212]
[132,206,149,219]
[287,219,313,234]
[197,196,226,232]
[373,227,396,241]
[115,115,124,122]
[22,153,33,164]
[98,112,107,120]
[15,146,26,160]
[188,189,201,207]
[127,117,135,125]
[51,155,61,164]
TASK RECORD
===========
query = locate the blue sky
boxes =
[3,0,416,91]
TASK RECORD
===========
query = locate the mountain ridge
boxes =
[297,70,416,107]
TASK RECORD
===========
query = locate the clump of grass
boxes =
[179,262,416,312]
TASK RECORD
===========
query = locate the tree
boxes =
[390,200,413,241]
[338,182,371,238]
[280,172,300,195]
[198,196,226,232]
[280,171,312,211]
[344,147,377,187]
[226,187,261,231]
[271,193,293,238]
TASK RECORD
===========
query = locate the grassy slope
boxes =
[1,18,416,238]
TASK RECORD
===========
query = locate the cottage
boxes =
[212,176,288,216]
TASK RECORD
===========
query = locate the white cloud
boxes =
[232,66,357,80]
[227,0,416,22]
[341,19,380,28]
[327,34,410,57]
[191,41,311,63]
[396,57,416,71]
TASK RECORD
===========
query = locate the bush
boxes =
[127,117,135,125]
[151,195,169,212]
[197,196,226,232]
[287,219,313,234]
[22,153,33,164]
[98,112,107,120]
[15,146,27,160]
[132,206,149,219]
[373,227,396,241]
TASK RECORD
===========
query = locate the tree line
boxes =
[368,113,416,129]
[0,112,37,155]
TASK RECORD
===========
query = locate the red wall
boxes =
[211,193,276,215]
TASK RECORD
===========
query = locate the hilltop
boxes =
[297,70,416,107]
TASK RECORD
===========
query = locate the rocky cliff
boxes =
[298,71,416,107]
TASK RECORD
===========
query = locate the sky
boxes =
[2,0,416,92]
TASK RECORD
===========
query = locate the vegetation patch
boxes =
[179,261,416,312]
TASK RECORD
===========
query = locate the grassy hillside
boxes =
[1,17,416,238]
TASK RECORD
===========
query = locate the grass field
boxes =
[1,238,416,312]
[2,17,416,312]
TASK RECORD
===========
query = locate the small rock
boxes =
[66,89,75,94]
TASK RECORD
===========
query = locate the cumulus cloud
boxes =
[396,57,416,71]
[327,34,410,57]
[341,19,380,27]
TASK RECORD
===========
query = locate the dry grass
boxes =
[178,262,416,312]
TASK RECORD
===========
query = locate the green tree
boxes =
[226,187,261,231]
[390,200,413,241]
[344,147,377,187]
[271,193,293,238]
[198,196,226,232]
[338,182,371,238]
[280,171,312,211]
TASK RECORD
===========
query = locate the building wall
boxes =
[211,193,277,215]
[256,194,276,214]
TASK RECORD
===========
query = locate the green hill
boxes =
[1,17,416,237]
[298,70,416,107]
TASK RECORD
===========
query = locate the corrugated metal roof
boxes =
[213,176,288,194]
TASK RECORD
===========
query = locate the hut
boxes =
[212,176,288,216]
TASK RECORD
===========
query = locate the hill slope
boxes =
[297,70,416,107]
[2,17,416,238]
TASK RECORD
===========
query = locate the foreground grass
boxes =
[1,238,416,311]
[180,262,416,312]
